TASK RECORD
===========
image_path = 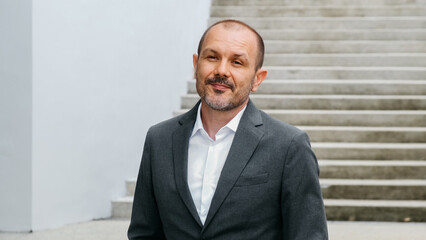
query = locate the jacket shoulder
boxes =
[150,115,181,131]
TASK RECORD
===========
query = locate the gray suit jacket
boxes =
[128,100,328,240]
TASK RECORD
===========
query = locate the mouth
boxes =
[206,76,235,92]
[211,83,231,92]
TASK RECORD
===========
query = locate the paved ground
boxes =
[1,220,426,240]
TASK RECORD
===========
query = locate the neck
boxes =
[200,100,248,140]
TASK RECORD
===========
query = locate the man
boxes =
[128,19,328,240]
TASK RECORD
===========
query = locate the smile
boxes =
[211,83,231,92]
[205,76,235,92]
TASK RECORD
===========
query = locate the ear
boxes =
[251,68,267,92]
[192,54,199,79]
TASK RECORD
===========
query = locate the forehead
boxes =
[201,24,258,57]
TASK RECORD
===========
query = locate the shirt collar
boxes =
[191,102,247,137]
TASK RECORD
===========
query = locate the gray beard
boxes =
[203,93,249,111]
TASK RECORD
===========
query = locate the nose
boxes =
[214,59,230,78]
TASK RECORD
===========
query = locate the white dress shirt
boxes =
[187,103,246,224]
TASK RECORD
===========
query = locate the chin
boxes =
[204,97,233,111]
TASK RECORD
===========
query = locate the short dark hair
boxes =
[197,19,265,70]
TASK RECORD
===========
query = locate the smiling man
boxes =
[128,20,328,240]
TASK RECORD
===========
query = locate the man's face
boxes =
[193,25,266,111]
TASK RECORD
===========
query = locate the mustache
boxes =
[206,76,235,91]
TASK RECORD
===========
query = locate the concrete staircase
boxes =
[112,0,426,221]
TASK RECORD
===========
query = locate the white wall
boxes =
[0,0,211,231]
[0,0,33,232]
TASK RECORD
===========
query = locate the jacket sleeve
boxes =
[281,132,328,240]
[128,129,166,240]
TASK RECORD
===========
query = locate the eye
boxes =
[207,55,217,60]
[233,60,242,65]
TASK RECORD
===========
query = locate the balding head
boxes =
[197,19,265,70]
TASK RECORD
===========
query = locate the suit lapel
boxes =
[172,102,203,227]
[203,100,264,229]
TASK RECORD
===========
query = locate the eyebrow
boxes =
[202,48,249,61]
[201,48,218,56]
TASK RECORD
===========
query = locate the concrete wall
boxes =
[0,0,211,231]
[0,0,33,232]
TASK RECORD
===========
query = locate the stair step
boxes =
[324,199,426,221]
[301,126,426,142]
[181,94,426,110]
[265,41,426,53]
[175,109,426,127]
[264,53,426,67]
[121,171,426,199]
[111,196,426,222]
[265,66,426,80]
[118,176,426,199]
[187,80,426,95]
[321,179,426,200]
[114,182,426,220]
[319,160,426,179]
[120,163,426,199]
[212,0,426,6]
[271,110,426,127]
[312,142,426,160]
[111,196,133,219]
[211,6,426,18]
[209,17,426,29]
[258,29,426,40]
